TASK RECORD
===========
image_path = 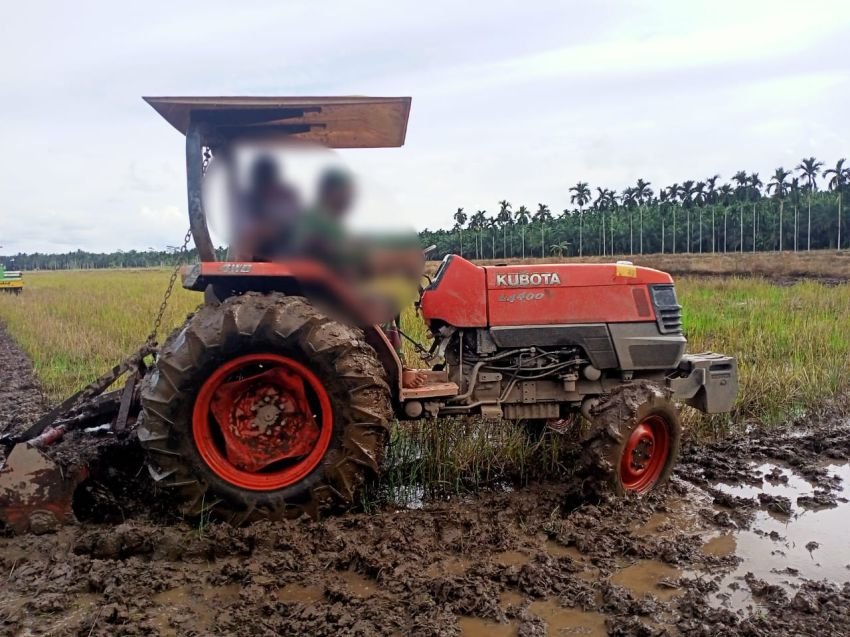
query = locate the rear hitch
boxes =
[0,345,152,534]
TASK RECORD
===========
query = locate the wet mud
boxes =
[2,329,850,636]
[0,323,46,440]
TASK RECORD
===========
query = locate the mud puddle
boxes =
[704,461,850,610]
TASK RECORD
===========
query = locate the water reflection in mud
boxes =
[526,600,607,636]
[705,462,850,610]
[611,560,684,602]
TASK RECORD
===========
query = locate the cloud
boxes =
[0,0,848,252]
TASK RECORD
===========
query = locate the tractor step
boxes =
[401,381,459,400]
[400,369,459,400]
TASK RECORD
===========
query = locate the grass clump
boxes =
[375,419,577,505]
[677,277,850,429]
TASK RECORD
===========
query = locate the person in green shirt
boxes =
[288,168,359,270]
[290,168,427,388]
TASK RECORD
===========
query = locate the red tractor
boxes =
[0,96,736,531]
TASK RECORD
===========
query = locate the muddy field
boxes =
[1,327,849,637]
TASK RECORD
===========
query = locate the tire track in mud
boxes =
[0,322,46,438]
[1,327,850,636]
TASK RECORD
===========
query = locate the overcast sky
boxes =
[1,0,849,254]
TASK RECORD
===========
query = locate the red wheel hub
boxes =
[619,415,670,493]
[192,354,333,491]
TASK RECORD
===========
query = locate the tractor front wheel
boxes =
[138,292,392,523]
[579,381,681,496]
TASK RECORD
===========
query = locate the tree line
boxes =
[0,247,230,271]
[421,157,850,260]
[3,157,849,270]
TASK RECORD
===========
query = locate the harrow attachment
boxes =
[0,346,153,534]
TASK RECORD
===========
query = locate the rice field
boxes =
[1,267,849,435]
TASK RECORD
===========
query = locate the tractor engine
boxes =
[418,255,691,420]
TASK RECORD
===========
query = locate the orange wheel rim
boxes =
[192,353,333,491]
[619,415,670,493]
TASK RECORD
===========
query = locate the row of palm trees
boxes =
[425,157,850,260]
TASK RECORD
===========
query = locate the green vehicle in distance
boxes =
[0,265,23,295]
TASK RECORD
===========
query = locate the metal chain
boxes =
[202,146,213,174]
[146,146,210,348]
[145,227,193,348]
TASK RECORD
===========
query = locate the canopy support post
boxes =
[186,122,216,262]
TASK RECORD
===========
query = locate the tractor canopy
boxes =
[144,95,413,262]
[144,96,412,148]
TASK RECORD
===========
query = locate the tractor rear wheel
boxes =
[579,381,681,496]
[138,292,392,522]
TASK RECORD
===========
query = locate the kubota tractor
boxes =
[0,96,736,532]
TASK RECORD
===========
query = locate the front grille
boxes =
[650,285,683,334]
[629,343,684,367]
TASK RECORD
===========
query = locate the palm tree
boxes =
[608,189,620,255]
[749,173,763,252]
[797,157,823,251]
[550,241,570,257]
[466,212,479,259]
[658,187,671,253]
[471,210,488,259]
[594,188,608,255]
[797,157,823,191]
[694,181,706,253]
[635,179,652,254]
[569,182,591,257]
[767,167,791,250]
[789,177,801,252]
[453,207,467,256]
[602,188,618,255]
[621,187,637,255]
[514,205,531,258]
[705,175,720,252]
[533,203,552,257]
[718,183,734,252]
[679,180,696,253]
[497,200,512,258]
[488,214,498,258]
[824,159,849,250]
[666,183,680,253]
[733,171,748,252]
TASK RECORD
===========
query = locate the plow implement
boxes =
[0,346,152,533]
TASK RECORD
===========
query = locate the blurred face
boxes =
[324,182,354,217]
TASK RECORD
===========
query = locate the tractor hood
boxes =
[420,255,676,328]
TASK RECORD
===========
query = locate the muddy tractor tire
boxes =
[138,292,392,522]
[580,381,682,496]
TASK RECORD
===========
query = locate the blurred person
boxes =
[231,155,301,261]
[287,167,357,267]
[291,167,428,388]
